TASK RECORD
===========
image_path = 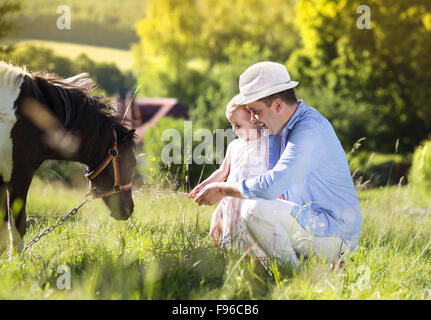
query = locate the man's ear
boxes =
[274,98,283,113]
[122,129,136,142]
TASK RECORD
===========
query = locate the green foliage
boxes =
[72,53,136,98]
[133,0,431,155]
[14,40,133,71]
[136,0,298,66]
[5,45,73,75]
[133,0,298,130]
[409,140,431,200]
[190,42,272,130]
[142,117,219,189]
[3,45,136,98]
[0,0,21,53]
[291,0,431,153]
[346,136,412,188]
[294,85,369,151]
[348,150,411,188]
[35,160,86,188]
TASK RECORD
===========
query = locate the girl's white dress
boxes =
[220,135,269,251]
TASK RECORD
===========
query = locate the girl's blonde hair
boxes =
[225,97,248,121]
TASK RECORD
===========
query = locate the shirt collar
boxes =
[282,99,305,136]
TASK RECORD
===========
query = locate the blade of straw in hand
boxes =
[122,85,142,122]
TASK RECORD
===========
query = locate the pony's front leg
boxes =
[0,178,9,255]
[0,168,35,254]
[0,177,25,255]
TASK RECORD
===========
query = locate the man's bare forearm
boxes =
[222,183,246,199]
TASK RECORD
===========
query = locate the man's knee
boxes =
[240,199,264,224]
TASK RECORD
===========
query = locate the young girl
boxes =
[190,96,269,251]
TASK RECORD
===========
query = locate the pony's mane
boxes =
[32,71,136,152]
[3,61,137,161]
[0,60,29,76]
[0,60,105,108]
[31,70,113,113]
[0,61,29,94]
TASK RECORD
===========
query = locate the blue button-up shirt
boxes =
[238,100,362,250]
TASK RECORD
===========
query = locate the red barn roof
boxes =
[118,95,189,145]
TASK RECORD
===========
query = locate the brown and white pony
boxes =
[0,61,136,253]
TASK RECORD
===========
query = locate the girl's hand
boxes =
[189,180,211,199]
[194,182,225,206]
[209,205,223,245]
[194,182,244,205]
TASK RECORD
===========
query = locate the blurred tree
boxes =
[190,41,272,130]
[0,0,21,54]
[134,0,431,157]
[136,0,199,77]
[143,116,219,189]
[74,54,136,98]
[290,0,431,153]
[133,0,299,129]
[6,45,136,98]
[5,45,73,75]
[196,0,298,64]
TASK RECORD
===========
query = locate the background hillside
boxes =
[12,0,146,49]
[13,39,133,71]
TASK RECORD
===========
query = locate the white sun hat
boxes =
[233,61,299,105]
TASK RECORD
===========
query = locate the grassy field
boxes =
[0,177,430,300]
[13,39,133,71]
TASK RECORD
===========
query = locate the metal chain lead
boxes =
[23,198,89,251]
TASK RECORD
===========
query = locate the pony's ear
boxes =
[122,129,136,142]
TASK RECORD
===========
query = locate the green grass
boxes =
[1,178,431,299]
[13,39,133,71]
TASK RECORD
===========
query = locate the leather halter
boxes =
[84,130,132,199]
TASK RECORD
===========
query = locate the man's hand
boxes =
[194,182,225,206]
[194,182,244,206]
[189,180,209,199]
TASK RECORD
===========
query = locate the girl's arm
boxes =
[189,146,232,198]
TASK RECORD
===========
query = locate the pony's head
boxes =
[21,69,139,221]
[84,127,137,220]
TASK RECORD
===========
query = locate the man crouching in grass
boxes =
[193,61,362,269]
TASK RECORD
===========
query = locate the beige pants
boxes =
[240,198,350,267]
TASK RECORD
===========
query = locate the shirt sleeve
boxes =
[238,126,324,199]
